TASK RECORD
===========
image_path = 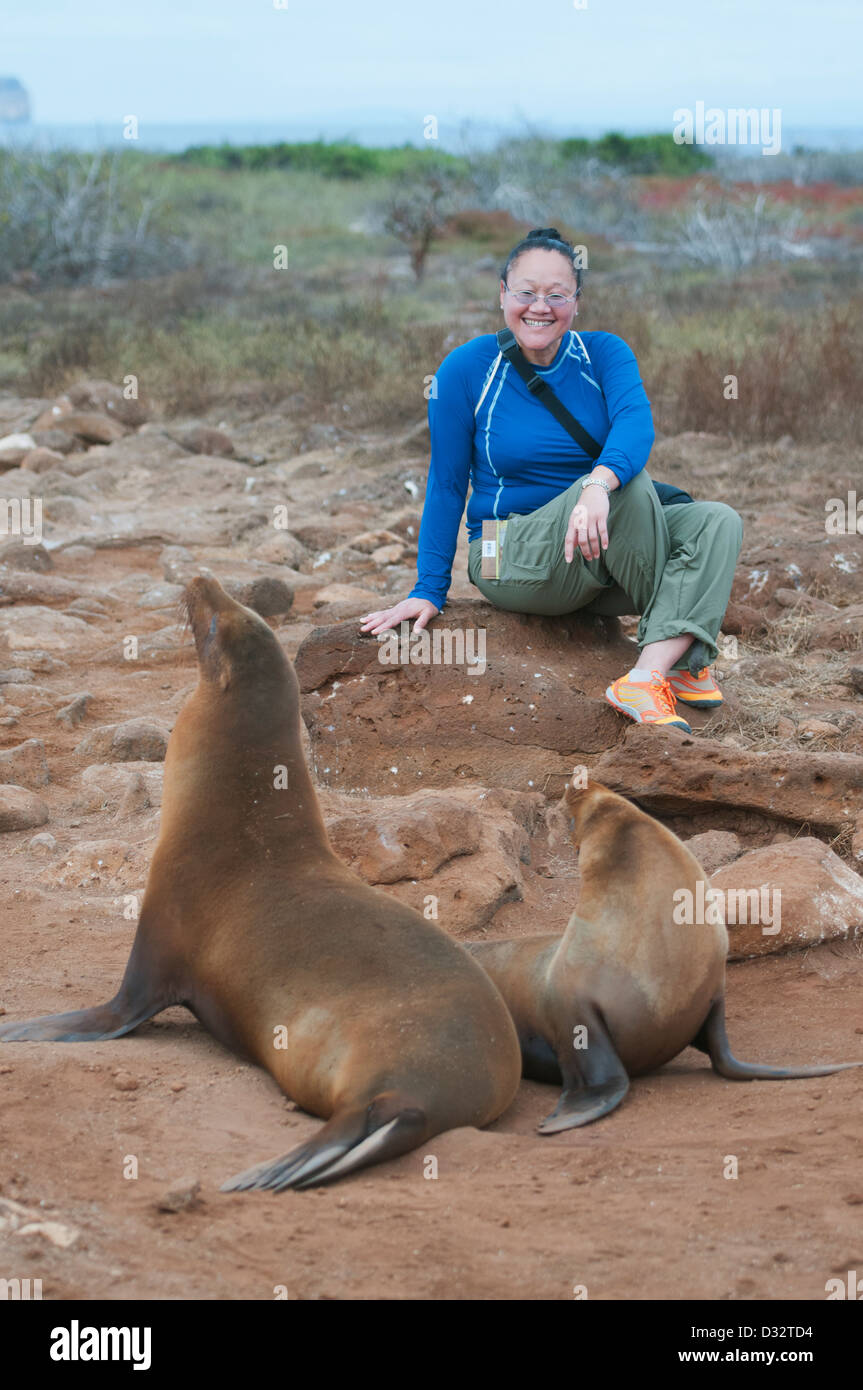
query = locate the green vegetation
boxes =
[559,131,713,174]
[170,132,710,179]
[169,138,469,180]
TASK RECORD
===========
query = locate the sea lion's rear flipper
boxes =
[693,996,863,1080]
[537,1003,630,1135]
[220,1091,427,1193]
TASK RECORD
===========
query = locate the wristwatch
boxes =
[581,477,611,494]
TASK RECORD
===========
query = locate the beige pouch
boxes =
[480,519,508,579]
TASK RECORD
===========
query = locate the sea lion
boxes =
[467,777,863,1134]
[0,576,521,1190]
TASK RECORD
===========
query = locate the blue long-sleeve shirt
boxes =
[408,329,655,610]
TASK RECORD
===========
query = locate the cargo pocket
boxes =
[499,512,556,583]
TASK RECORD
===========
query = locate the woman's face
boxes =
[499,248,579,362]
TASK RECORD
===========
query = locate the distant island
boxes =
[0,77,31,123]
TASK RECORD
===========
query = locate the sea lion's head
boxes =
[563,775,623,843]
[181,576,290,693]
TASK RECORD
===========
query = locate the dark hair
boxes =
[500,226,583,296]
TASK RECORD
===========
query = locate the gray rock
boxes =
[0,738,49,788]
[56,693,93,728]
[29,831,57,851]
[67,379,148,428]
[0,541,53,571]
[156,1178,202,1213]
[174,425,234,456]
[32,429,75,454]
[79,761,164,811]
[681,829,743,875]
[75,718,169,763]
[249,529,310,571]
[12,650,69,673]
[227,576,294,619]
[0,606,101,654]
[21,447,66,475]
[66,596,108,617]
[0,785,49,832]
[160,545,194,583]
[137,582,184,609]
[114,771,152,819]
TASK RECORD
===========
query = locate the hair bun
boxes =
[500,226,582,288]
[528,226,564,241]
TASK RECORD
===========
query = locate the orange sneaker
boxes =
[667,667,723,708]
[605,669,692,732]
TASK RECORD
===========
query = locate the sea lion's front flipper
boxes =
[0,932,177,1044]
[0,950,172,1042]
[221,1091,428,1193]
[693,996,863,1080]
[0,994,165,1043]
[537,1002,629,1135]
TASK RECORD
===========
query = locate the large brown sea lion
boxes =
[468,778,862,1134]
[0,577,521,1190]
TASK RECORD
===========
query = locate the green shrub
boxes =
[170,139,467,181]
[559,131,713,174]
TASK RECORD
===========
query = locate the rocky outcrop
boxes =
[0,785,48,832]
[0,738,49,788]
[0,78,30,123]
[320,784,544,934]
[67,380,149,429]
[593,725,863,838]
[39,838,148,891]
[713,839,863,959]
[0,605,105,654]
[681,829,743,875]
[30,410,127,445]
[296,601,633,796]
[75,719,170,763]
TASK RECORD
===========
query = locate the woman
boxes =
[361,227,743,732]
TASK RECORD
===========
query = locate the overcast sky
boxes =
[2,0,860,133]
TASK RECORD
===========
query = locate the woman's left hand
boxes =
[565,485,610,563]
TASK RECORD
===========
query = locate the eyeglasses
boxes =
[503,284,579,308]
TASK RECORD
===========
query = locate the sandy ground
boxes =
[2,918,862,1300]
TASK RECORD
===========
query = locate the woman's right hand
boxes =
[360,597,440,637]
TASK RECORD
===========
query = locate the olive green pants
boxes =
[467,468,743,671]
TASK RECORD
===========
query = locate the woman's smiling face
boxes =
[499,247,579,364]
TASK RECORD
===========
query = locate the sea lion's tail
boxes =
[220,1091,427,1193]
[694,997,863,1080]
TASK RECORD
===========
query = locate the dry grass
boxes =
[705,687,792,751]
[658,308,863,444]
[760,609,824,657]
[9,268,458,421]
[826,822,857,862]
[709,625,858,753]
[2,153,862,442]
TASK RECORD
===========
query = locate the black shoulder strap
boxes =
[494,328,695,507]
[496,327,602,460]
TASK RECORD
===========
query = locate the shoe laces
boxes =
[649,670,677,717]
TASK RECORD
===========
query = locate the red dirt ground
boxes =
[1,543,861,1300]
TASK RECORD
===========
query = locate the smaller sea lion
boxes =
[468,778,863,1134]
